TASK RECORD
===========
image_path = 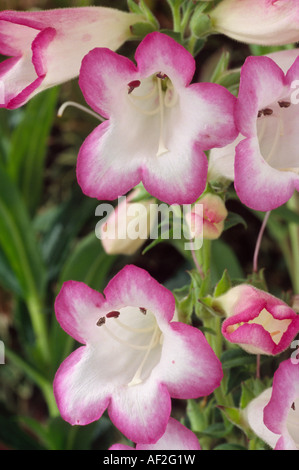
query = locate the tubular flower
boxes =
[0,7,143,109]
[99,188,156,256]
[208,48,299,186]
[210,0,299,46]
[53,265,223,444]
[234,54,299,211]
[245,359,299,450]
[185,193,228,240]
[109,417,201,450]
[77,31,237,205]
[214,284,299,355]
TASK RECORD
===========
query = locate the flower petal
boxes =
[234,137,299,211]
[157,322,223,398]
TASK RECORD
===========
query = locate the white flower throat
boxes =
[257,98,299,174]
[97,306,163,387]
[127,73,178,158]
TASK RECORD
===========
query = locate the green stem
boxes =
[167,0,182,33]
[26,294,51,366]
[287,196,299,294]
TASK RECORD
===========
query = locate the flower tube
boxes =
[210,0,299,46]
[0,7,143,109]
[245,359,299,450]
[53,265,223,444]
[214,284,299,355]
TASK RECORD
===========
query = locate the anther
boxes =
[106,311,120,318]
[156,72,167,80]
[278,100,291,108]
[139,307,147,315]
[292,402,296,411]
[128,80,141,94]
[262,108,273,116]
[96,317,106,327]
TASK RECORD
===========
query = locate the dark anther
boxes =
[156,72,167,80]
[278,100,291,108]
[262,108,273,116]
[106,311,120,318]
[291,402,296,411]
[139,307,147,315]
[128,80,141,94]
[96,317,106,327]
[257,110,263,118]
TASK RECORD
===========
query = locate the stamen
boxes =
[114,318,156,333]
[278,100,291,108]
[128,80,141,94]
[103,324,157,351]
[57,101,105,121]
[156,77,169,157]
[265,114,283,164]
[292,402,296,411]
[262,108,273,116]
[139,307,147,315]
[96,317,106,327]
[106,311,120,318]
[128,323,160,387]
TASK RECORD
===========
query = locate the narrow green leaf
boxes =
[7,87,59,215]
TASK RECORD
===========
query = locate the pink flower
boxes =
[99,188,156,256]
[245,359,299,450]
[208,49,299,188]
[210,0,299,46]
[185,193,228,241]
[77,31,237,205]
[0,7,143,109]
[234,54,299,211]
[109,417,201,450]
[53,265,223,444]
[214,284,299,355]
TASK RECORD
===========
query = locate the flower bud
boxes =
[213,284,299,355]
[100,189,156,255]
[186,193,228,241]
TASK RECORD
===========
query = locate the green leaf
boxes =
[214,443,248,450]
[220,348,257,369]
[213,269,232,297]
[6,87,59,215]
[0,166,46,299]
[224,212,247,231]
[58,232,117,291]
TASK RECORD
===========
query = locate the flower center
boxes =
[287,398,299,449]
[257,100,299,174]
[227,308,292,344]
[127,73,178,158]
[97,306,163,387]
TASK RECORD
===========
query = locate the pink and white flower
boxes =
[109,417,201,450]
[185,193,228,240]
[208,49,299,188]
[214,284,299,355]
[210,0,299,46]
[77,31,237,205]
[0,7,143,109]
[53,265,223,444]
[245,359,299,450]
[234,54,299,211]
